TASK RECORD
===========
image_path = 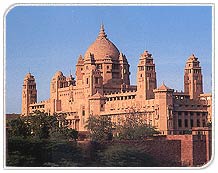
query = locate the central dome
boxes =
[84,25,120,61]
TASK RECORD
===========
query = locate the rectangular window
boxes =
[95,77,99,84]
[185,119,188,127]
[96,64,102,69]
[100,104,104,111]
[190,119,194,127]
[86,78,89,84]
[82,110,85,116]
[202,120,206,127]
[139,66,144,71]
[178,119,182,128]
[197,119,200,127]
[149,120,152,126]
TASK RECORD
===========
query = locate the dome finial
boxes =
[98,23,107,38]
[101,22,104,29]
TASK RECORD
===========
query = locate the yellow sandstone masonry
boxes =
[21,25,212,134]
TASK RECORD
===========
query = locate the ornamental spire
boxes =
[98,24,107,38]
[187,53,198,62]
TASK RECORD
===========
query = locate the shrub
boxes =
[97,144,159,167]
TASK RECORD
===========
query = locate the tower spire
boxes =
[98,24,107,38]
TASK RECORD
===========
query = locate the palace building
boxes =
[21,25,212,135]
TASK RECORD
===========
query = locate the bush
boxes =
[97,144,159,167]
[6,137,82,167]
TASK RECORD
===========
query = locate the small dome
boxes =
[25,72,32,78]
[84,25,120,61]
[54,71,63,78]
[141,50,152,58]
[187,54,198,62]
[24,72,33,79]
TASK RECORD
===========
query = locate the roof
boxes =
[77,55,84,64]
[187,54,198,62]
[89,91,106,100]
[141,50,152,58]
[153,83,174,93]
[54,71,63,78]
[24,72,34,79]
[157,83,171,90]
[84,25,120,61]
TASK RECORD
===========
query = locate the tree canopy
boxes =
[115,111,160,140]
[85,115,114,142]
[86,110,160,141]
[7,110,77,140]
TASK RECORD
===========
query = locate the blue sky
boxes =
[6,5,212,114]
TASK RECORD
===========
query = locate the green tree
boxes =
[115,109,160,140]
[85,115,114,142]
[7,111,73,140]
[68,129,78,141]
[23,111,57,139]
[49,112,70,140]
[7,117,31,138]
[7,138,83,167]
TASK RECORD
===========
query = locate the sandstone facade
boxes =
[21,25,212,134]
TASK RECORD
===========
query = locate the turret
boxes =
[136,50,157,100]
[154,83,174,135]
[21,73,37,116]
[76,55,84,82]
[184,54,203,100]
[119,52,130,85]
[50,71,67,114]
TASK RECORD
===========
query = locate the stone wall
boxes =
[103,133,211,167]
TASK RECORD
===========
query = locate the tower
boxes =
[75,55,84,83]
[119,52,130,85]
[154,83,174,135]
[136,50,157,100]
[83,53,96,97]
[184,54,203,100]
[50,71,67,114]
[21,73,37,116]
